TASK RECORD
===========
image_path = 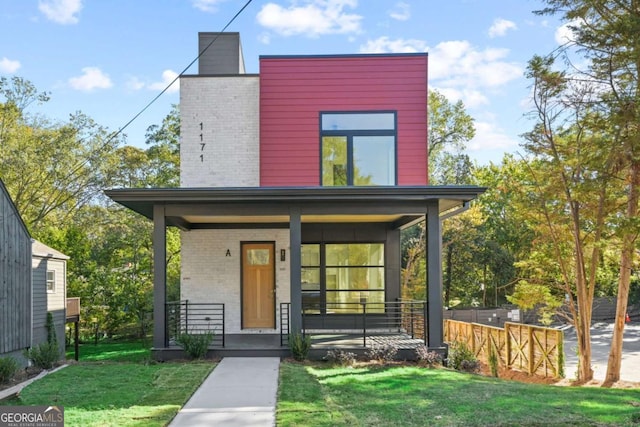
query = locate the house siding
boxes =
[0,180,31,359]
[180,76,260,187]
[32,255,67,358]
[259,54,428,186]
[181,229,291,334]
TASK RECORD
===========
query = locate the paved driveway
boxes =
[563,322,640,382]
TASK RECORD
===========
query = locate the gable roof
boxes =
[32,239,69,260]
[0,177,30,239]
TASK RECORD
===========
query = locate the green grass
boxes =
[2,340,214,427]
[66,338,152,362]
[277,362,640,426]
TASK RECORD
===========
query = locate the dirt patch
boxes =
[0,367,44,393]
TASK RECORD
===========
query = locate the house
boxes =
[32,240,69,359]
[0,178,32,364]
[0,178,73,365]
[106,32,486,359]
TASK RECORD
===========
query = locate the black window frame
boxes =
[319,111,398,186]
[301,242,386,314]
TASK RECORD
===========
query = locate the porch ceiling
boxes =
[105,186,487,229]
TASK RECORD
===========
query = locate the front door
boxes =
[242,242,275,328]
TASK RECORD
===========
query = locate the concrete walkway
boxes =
[169,357,280,427]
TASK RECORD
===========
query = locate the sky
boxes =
[0,0,570,165]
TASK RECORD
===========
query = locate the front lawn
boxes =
[277,362,640,426]
[3,340,214,427]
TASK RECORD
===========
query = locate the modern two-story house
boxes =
[106,33,485,359]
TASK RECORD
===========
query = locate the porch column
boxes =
[289,207,302,334]
[153,204,167,349]
[426,200,445,349]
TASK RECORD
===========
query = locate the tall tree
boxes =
[536,0,640,386]
[521,54,620,382]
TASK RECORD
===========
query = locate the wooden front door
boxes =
[242,242,275,328]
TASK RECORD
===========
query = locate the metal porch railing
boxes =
[166,300,225,347]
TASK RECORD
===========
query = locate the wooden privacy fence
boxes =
[444,319,564,379]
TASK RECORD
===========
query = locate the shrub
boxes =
[177,332,213,359]
[325,349,357,367]
[446,341,480,374]
[365,343,398,363]
[415,345,442,367]
[24,342,59,369]
[288,333,312,361]
[0,357,19,383]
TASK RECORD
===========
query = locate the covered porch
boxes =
[105,186,485,359]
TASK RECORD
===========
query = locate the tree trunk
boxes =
[444,244,453,307]
[604,160,640,386]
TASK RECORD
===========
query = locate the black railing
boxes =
[280,300,427,347]
[166,300,225,347]
[280,302,290,347]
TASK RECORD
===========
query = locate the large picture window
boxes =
[321,112,396,186]
[301,243,385,314]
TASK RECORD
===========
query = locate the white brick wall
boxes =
[181,229,291,334]
[180,76,260,187]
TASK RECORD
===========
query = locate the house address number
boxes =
[199,122,206,162]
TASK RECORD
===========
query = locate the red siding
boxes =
[259,55,428,186]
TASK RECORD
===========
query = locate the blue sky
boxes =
[0,0,569,165]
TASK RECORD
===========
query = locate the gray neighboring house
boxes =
[0,178,32,364]
[32,240,68,358]
[0,178,69,365]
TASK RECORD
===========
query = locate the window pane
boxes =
[301,268,320,291]
[322,113,394,130]
[326,291,385,313]
[322,136,347,186]
[326,244,384,266]
[46,270,55,292]
[353,136,395,185]
[301,244,320,266]
[325,267,385,291]
[247,249,270,265]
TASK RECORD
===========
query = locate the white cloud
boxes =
[360,36,427,53]
[258,32,272,45]
[0,57,21,73]
[68,67,112,92]
[468,121,518,151]
[555,19,581,45]
[148,70,179,94]
[192,0,226,13]
[127,70,180,94]
[38,0,82,24]
[488,18,517,38]
[257,0,362,38]
[389,2,410,21]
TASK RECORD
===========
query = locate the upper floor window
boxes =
[46,270,55,293]
[321,112,397,186]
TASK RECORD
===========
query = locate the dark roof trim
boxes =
[259,52,428,60]
[181,74,259,78]
[105,185,486,204]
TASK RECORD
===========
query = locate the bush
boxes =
[0,357,19,383]
[177,332,213,359]
[365,343,398,363]
[289,333,312,361]
[24,342,59,369]
[415,345,442,367]
[446,341,480,374]
[325,349,357,367]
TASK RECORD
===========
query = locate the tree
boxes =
[535,0,640,386]
[428,90,475,184]
[0,77,122,232]
[519,54,621,382]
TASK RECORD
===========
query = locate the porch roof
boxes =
[105,185,486,230]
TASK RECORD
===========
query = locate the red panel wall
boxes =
[259,54,428,186]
